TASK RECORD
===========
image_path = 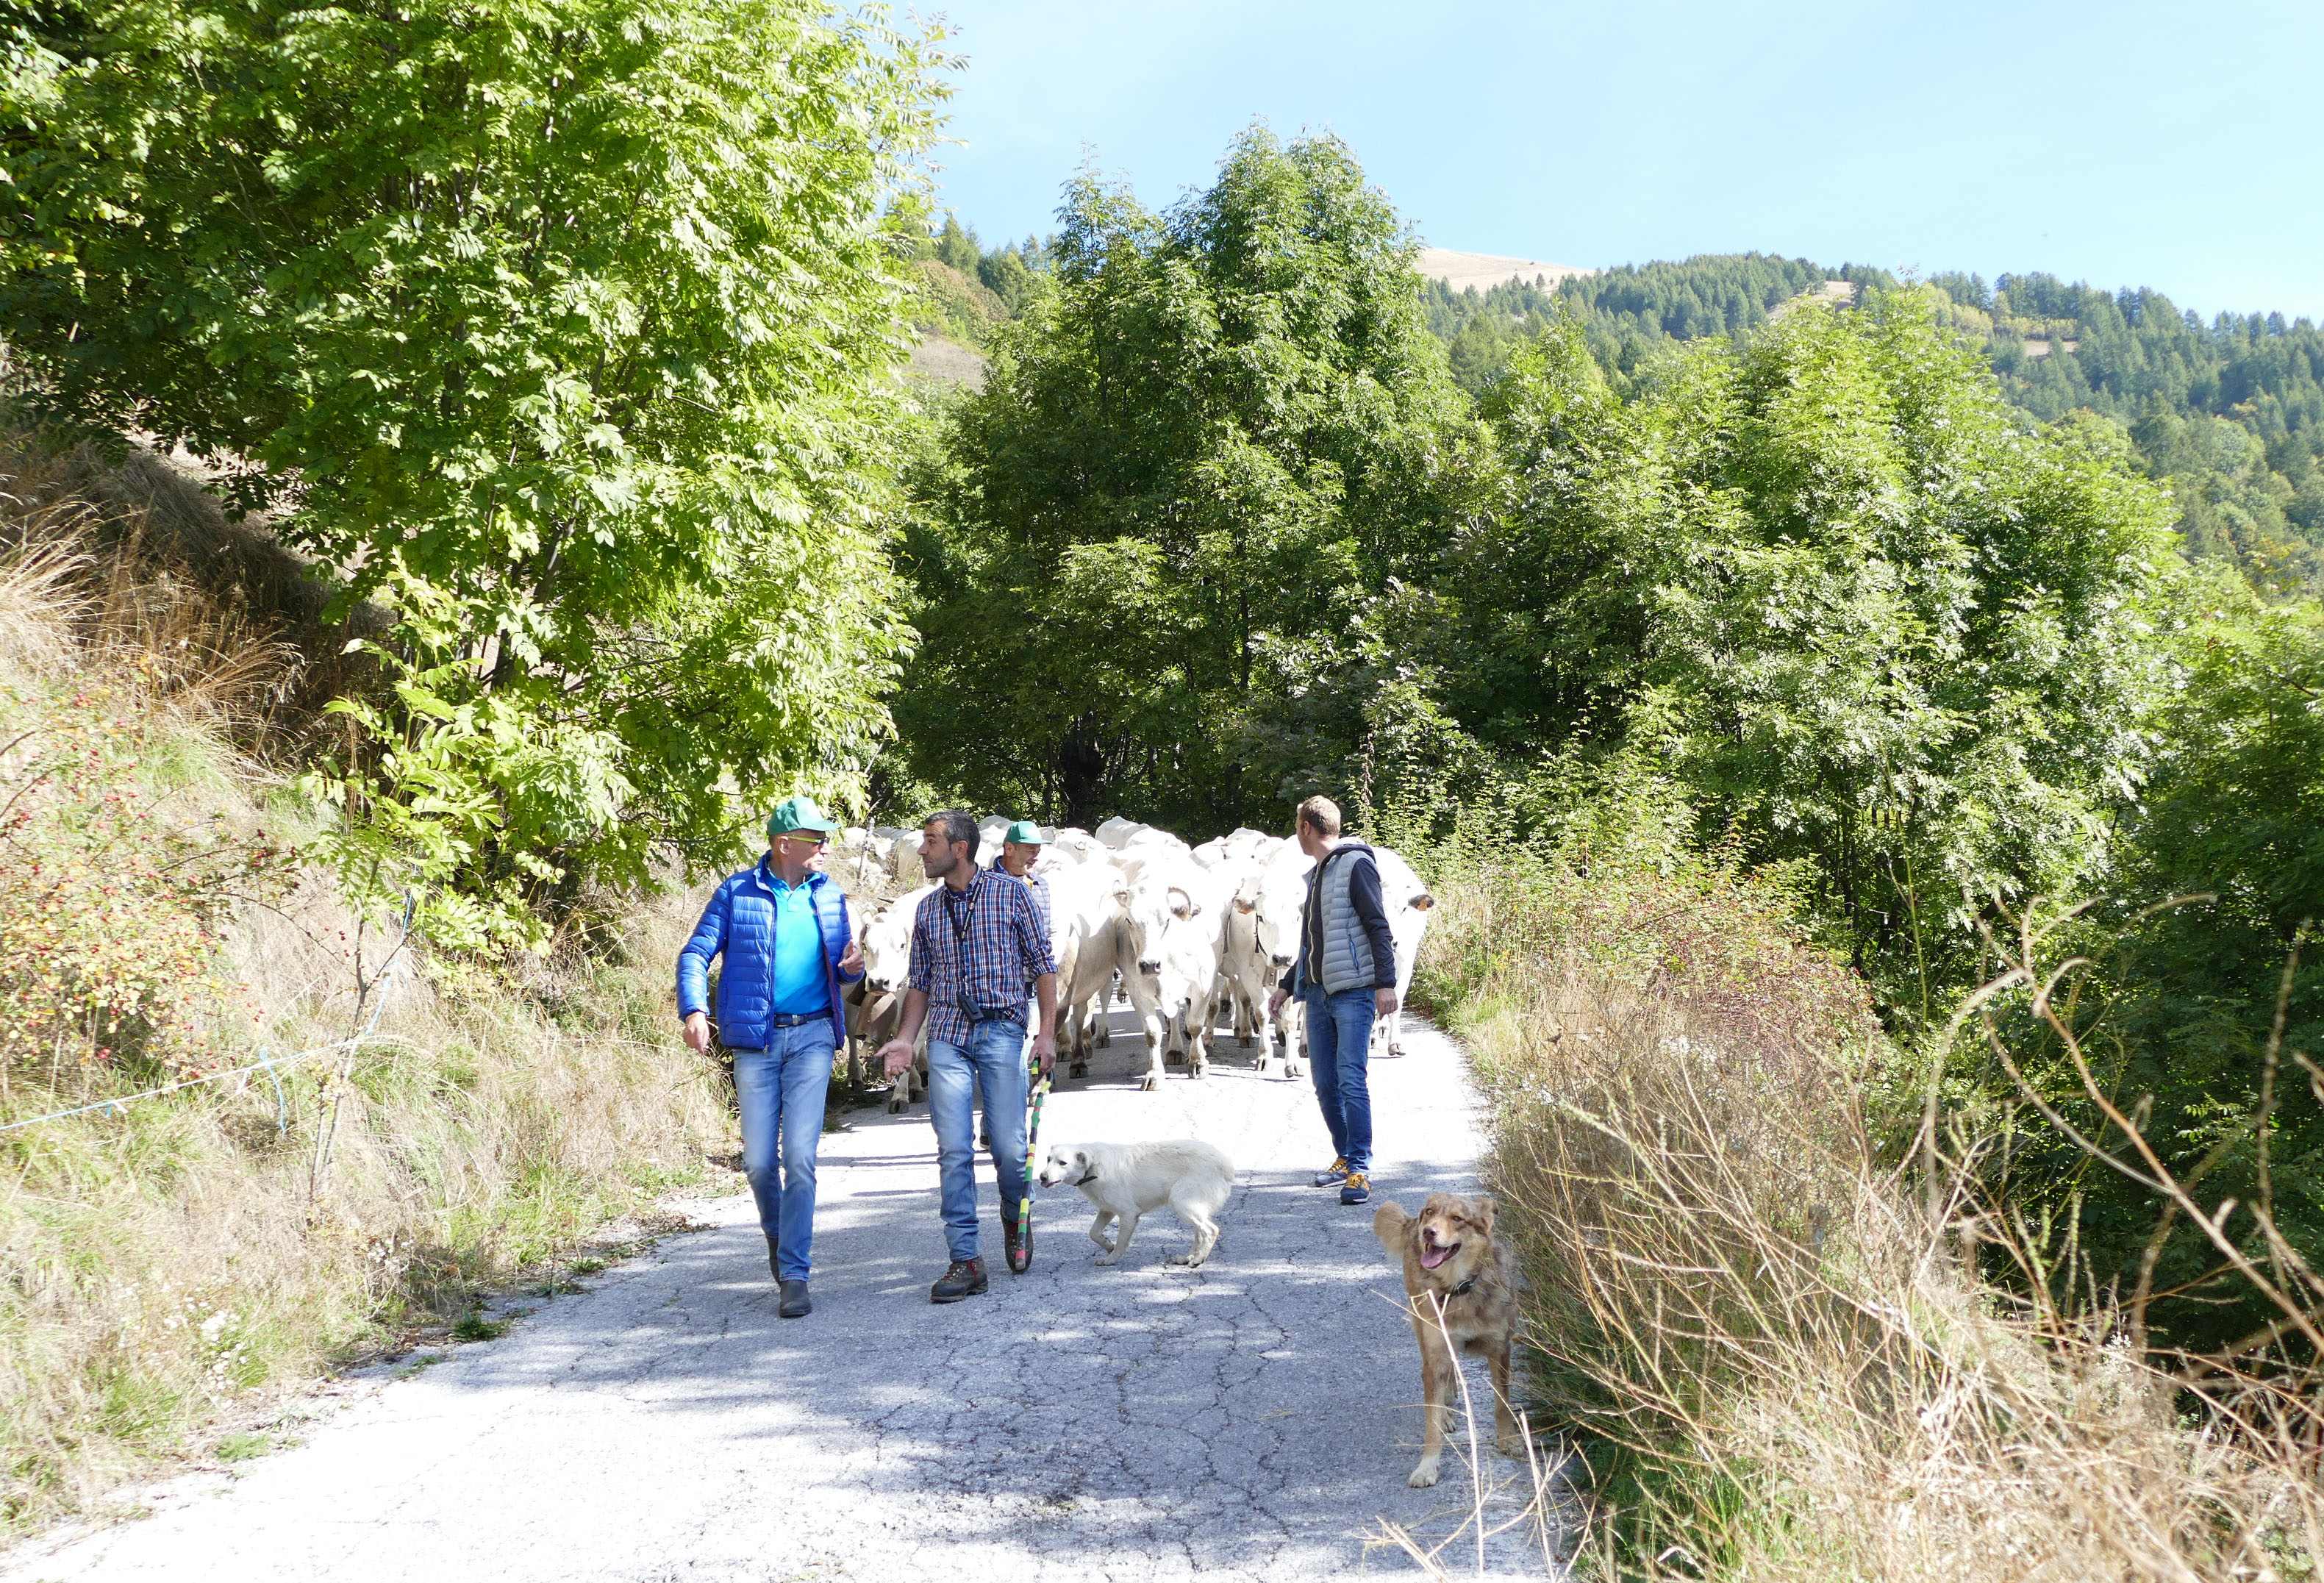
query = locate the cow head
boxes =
[1251,871,1307,971]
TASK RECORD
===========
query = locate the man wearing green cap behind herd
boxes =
[677,795,864,1320]
[994,820,1053,1046]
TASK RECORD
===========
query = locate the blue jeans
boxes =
[733,1021,833,1282]
[928,1021,1030,1262]
[1304,985,1377,1175]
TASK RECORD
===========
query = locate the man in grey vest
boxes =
[1269,795,1398,1206]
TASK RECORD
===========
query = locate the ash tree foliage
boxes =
[1429,298,2179,1013]
[0,0,943,942]
[893,126,1486,832]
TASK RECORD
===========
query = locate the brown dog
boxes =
[1374,1193,1523,1487]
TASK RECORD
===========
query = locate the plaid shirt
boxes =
[1015,868,1052,940]
[908,867,1057,1048]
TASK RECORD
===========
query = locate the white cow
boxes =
[1045,863,1121,1077]
[858,883,934,1112]
[1369,846,1436,1058]
[1111,860,1224,1089]
[1210,857,1284,1071]
[1245,851,1315,1076]
[1046,826,1105,867]
[890,835,926,886]
[975,815,1015,867]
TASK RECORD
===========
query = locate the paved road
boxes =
[8,1015,1554,1582]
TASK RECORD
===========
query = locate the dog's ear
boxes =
[1470,1196,1496,1234]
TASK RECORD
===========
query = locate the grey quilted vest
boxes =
[1304,841,1383,995]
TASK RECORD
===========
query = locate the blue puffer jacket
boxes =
[676,862,862,1052]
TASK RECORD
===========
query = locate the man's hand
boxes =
[1032,1030,1056,1076]
[682,1011,712,1055]
[1375,987,1400,1018]
[1269,986,1290,1020]
[837,937,864,976]
[877,1036,915,1077]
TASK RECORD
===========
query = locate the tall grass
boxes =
[1417,847,2324,1580]
[0,440,729,1530]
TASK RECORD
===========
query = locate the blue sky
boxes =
[923,0,2324,322]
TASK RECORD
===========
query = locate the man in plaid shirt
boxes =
[878,811,1057,1301]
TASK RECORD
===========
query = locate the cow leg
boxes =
[1280,998,1306,1080]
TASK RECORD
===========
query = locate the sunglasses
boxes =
[776,831,829,846]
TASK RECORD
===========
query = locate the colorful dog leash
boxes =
[1012,1065,1051,1274]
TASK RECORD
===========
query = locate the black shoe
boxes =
[765,1233,781,1280]
[778,1279,812,1319]
[930,1257,989,1303]
[1004,1218,1030,1275]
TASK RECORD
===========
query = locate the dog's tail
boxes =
[1372,1198,1412,1257]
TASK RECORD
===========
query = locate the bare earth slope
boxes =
[5,1016,1545,1582]
[1417,248,1592,293]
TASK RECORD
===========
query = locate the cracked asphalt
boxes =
[8,1015,1558,1582]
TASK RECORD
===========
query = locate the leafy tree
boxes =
[893,126,1483,831]
[934,212,982,274]
[1427,295,2180,1015]
[2089,593,2324,1350]
[1,0,945,937]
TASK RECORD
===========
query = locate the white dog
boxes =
[1036,1139,1234,1268]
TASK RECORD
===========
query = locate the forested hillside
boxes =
[915,220,2324,600]
[1420,254,2324,598]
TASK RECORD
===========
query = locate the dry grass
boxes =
[1417,852,2324,1581]
[0,439,732,1532]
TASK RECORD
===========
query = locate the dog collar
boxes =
[1445,1272,1479,1297]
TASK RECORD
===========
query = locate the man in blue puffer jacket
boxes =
[677,796,864,1319]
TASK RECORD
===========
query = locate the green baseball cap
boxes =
[1003,819,1048,846]
[766,795,841,843]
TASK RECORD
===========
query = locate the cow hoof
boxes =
[886,1096,908,1115]
[1189,1065,1207,1081]
[1139,1073,1159,1093]
[1069,1061,1088,1079]
[1165,1051,1186,1067]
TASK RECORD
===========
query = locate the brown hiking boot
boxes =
[1004,1218,1030,1275]
[930,1257,988,1304]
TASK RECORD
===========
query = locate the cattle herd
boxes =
[822,818,1434,1107]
